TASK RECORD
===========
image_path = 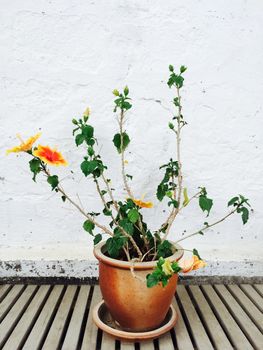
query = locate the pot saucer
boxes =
[92,301,178,342]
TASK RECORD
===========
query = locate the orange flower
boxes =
[33,145,68,166]
[179,255,207,273]
[6,133,41,154]
[132,198,153,208]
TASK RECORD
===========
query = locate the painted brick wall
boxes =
[0,0,262,277]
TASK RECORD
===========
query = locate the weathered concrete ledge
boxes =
[0,259,262,285]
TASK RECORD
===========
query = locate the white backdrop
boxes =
[0,0,262,277]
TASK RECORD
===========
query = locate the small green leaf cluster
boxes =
[113,86,132,112]
[146,257,181,288]
[198,187,213,216]
[167,65,187,89]
[228,195,251,224]
[72,113,95,148]
[157,159,179,206]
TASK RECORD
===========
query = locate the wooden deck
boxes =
[0,284,262,349]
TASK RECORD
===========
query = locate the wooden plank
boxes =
[228,285,263,332]
[101,332,116,350]
[172,297,194,350]
[254,284,263,297]
[0,285,12,303]
[42,285,78,350]
[139,340,155,349]
[189,285,232,350]
[2,285,51,350]
[201,285,253,349]
[23,285,64,350]
[240,284,263,312]
[0,285,37,348]
[0,285,24,322]
[62,286,90,350]
[120,342,135,349]
[176,285,213,350]
[158,332,174,350]
[81,285,102,350]
[214,285,263,349]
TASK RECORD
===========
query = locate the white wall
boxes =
[1,0,263,277]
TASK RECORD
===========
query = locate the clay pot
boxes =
[94,241,183,332]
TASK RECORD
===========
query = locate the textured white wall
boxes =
[0,0,263,277]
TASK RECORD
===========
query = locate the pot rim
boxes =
[93,240,184,270]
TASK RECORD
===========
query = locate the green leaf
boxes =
[61,195,66,202]
[128,208,139,224]
[126,174,133,180]
[171,261,181,273]
[199,195,213,216]
[241,207,249,224]
[80,160,98,176]
[119,218,134,235]
[103,207,112,216]
[113,133,130,153]
[87,146,94,156]
[183,188,190,206]
[75,134,85,146]
[82,125,94,139]
[47,175,59,190]
[83,220,95,234]
[106,234,127,258]
[169,64,174,72]
[168,199,179,208]
[146,273,159,288]
[199,231,204,235]
[228,196,239,207]
[180,65,187,74]
[193,248,202,260]
[29,158,41,181]
[93,233,102,245]
[157,240,173,258]
[168,122,174,130]
[157,183,168,201]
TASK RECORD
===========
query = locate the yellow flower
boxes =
[179,255,207,273]
[6,133,41,155]
[124,160,128,165]
[132,198,153,208]
[33,145,68,166]
[162,259,174,276]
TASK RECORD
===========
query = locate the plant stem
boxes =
[175,208,238,244]
[120,110,133,198]
[42,166,114,237]
[162,87,183,241]
[101,172,119,212]
[93,177,143,259]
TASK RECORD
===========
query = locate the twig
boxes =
[175,208,238,244]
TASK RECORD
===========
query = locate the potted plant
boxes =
[7,65,251,338]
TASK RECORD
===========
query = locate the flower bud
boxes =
[112,89,120,96]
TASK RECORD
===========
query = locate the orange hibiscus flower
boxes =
[33,145,68,166]
[6,133,41,154]
[179,255,207,273]
[132,198,153,208]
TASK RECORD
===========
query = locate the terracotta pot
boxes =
[94,241,183,332]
